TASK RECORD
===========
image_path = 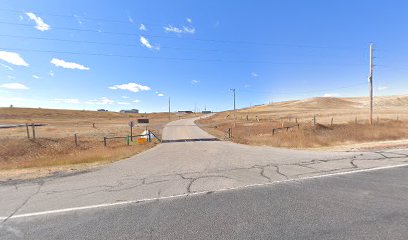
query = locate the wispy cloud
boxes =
[157,93,164,97]
[117,102,130,105]
[86,97,114,105]
[49,70,55,77]
[139,24,147,31]
[0,83,29,90]
[323,93,340,97]
[7,75,15,79]
[164,25,183,33]
[378,85,388,91]
[121,96,129,99]
[251,72,259,77]
[164,25,195,34]
[0,51,29,66]
[50,58,90,70]
[244,84,250,88]
[25,12,50,31]
[0,63,14,71]
[54,98,80,104]
[140,36,159,50]
[133,99,140,103]
[109,82,151,92]
[191,79,200,84]
[164,18,196,35]
[128,16,134,24]
[32,75,40,79]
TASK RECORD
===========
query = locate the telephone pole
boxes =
[368,43,374,125]
[168,96,171,120]
[230,88,236,127]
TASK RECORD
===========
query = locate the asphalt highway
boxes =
[1,165,407,239]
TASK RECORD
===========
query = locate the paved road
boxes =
[0,116,408,237]
[1,165,407,239]
[162,117,217,142]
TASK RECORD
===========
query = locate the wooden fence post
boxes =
[104,137,107,147]
[74,133,78,146]
[331,117,333,126]
[31,123,36,139]
[272,128,275,135]
[297,124,300,129]
[127,135,130,146]
[26,123,30,139]
[313,116,316,126]
[295,118,298,124]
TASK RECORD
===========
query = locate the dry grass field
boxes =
[197,95,408,149]
[0,108,198,180]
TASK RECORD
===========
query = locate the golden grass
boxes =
[197,95,408,149]
[0,107,200,171]
[0,137,154,170]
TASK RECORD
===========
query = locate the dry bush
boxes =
[0,137,155,170]
[198,118,408,148]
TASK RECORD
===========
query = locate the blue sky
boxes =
[1,0,408,112]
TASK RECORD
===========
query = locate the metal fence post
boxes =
[104,137,107,147]
[26,123,30,139]
[31,123,36,139]
[74,133,78,146]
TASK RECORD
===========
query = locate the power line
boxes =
[237,82,367,96]
[0,8,163,26]
[0,47,368,66]
[0,20,366,49]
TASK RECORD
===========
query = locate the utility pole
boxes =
[230,88,236,127]
[368,43,374,125]
[168,96,171,120]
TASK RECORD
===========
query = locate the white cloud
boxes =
[378,85,388,91]
[117,101,130,105]
[323,93,340,97]
[164,22,196,34]
[19,15,24,21]
[251,72,259,77]
[139,24,147,31]
[244,84,250,88]
[109,82,151,92]
[164,25,183,33]
[0,51,29,66]
[157,93,164,97]
[7,75,16,79]
[191,79,200,84]
[121,96,129,99]
[1,63,14,71]
[183,26,196,34]
[54,98,80,104]
[133,99,140,103]
[128,16,134,23]
[0,83,29,90]
[140,36,159,50]
[49,70,55,77]
[32,75,40,79]
[50,58,90,70]
[25,12,50,31]
[86,97,114,105]
[186,18,192,23]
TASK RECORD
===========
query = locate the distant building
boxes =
[202,110,212,114]
[97,109,108,112]
[178,110,193,114]
[120,109,139,113]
